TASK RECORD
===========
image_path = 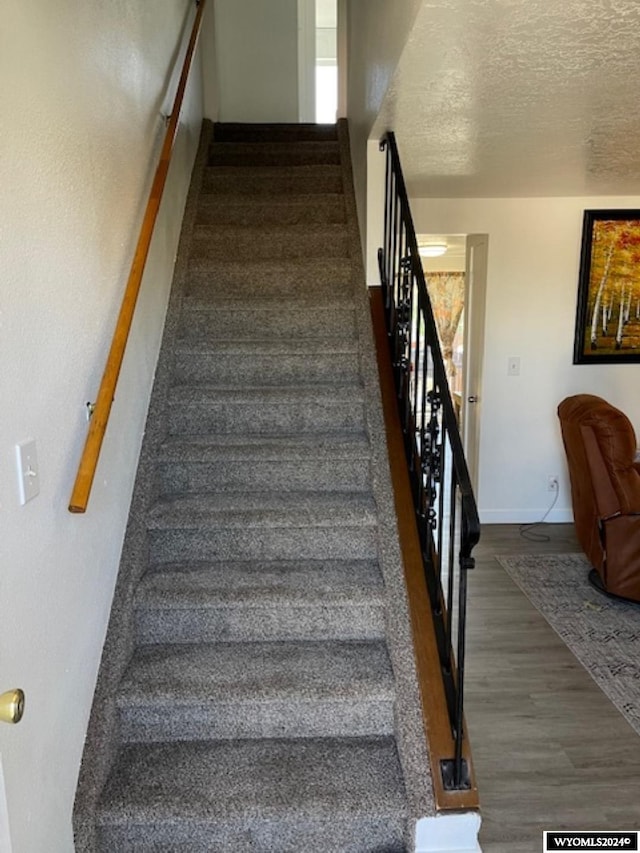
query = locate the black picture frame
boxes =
[574,209,640,364]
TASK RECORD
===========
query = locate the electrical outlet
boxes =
[547,474,559,492]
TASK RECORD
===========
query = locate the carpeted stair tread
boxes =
[173,337,358,356]
[204,163,341,179]
[135,560,386,644]
[96,738,406,852]
[120,640,393,702]
[186,257,352,296]
[213,121,338,143]
[147,523,377,565]
[202,164,343,195]
[116,640,395,741]
[196,193,346,226]
[138,558,384,600]
[177,301,355,342]
[190,222,350,261]
[171,342,360,387]
[181,291,354,310]
[166,384,366,436]
[194,221,346,238]
[168,383,363,402]
[145,491,379,564]
[158,433,371,462]
[166,383,365,417]
[157,434,372,495]
[209,141,340,167]
[146,491,378,530]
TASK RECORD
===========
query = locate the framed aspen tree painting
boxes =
[574,210,640,363]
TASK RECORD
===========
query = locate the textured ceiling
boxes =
[372,0,640,197]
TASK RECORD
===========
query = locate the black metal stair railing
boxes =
[378,132,480,791]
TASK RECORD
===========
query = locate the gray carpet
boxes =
[497,552,640,735]
[73,120,435,852]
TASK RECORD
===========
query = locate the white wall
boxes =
[202,0,220,121]
[336,0,348,118]
[412,196,640,524]
[346,0,423,240]
[214,0,299,122]
[0,2,204,850]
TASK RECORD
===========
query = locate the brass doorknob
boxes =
[0,690,25,724]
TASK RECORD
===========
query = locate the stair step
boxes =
[97,737,407,852]
[79,122,418,850]
[172,339,360,385]
[117,640,394,742]
[146,492,378,565]
[186,258,352,299]
[213,122,339,143]
[178,299,355,342]
[147,491,378,528]
[158,433,371,495]
[190,223,349,261]
[166,384,366,436]
[136,559,385,643]
[209,141,340,167]
[196,194,346,226]
[202,164,343,195]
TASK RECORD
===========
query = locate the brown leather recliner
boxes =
[558,394,640,603]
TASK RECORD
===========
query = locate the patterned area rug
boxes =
[497,553,640,736]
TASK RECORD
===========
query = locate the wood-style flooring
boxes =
[466,523,640,852]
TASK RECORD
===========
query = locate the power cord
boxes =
[519,485,560,542]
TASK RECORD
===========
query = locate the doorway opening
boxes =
[417,234,466,411]
[315,0,337,122]
[416,233,488,494]
[298,0,337,123]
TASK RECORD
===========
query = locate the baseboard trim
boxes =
[479,508,573,524]
[416,812,482,852]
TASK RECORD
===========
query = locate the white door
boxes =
[461,234,488,494]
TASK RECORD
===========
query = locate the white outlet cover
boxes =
[15,440,40,505]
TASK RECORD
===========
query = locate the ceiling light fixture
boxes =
[418,243,448,258]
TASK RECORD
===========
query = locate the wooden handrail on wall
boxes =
[69,0,207,514]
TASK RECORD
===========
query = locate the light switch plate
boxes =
[16,440,40,505]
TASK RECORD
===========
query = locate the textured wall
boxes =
[0,2,203,850]
[412,195,640,524]
[214,0,299,122]
[346,0,423,244]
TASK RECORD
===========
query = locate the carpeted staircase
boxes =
[75,121,434,852]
